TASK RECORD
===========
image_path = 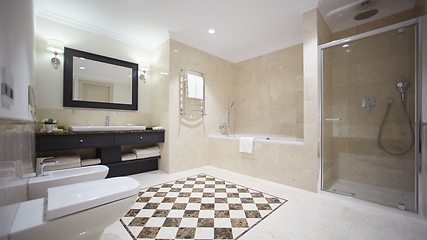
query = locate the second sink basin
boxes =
[70,126,146,132]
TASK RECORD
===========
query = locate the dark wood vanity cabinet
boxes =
[35,130,165,177]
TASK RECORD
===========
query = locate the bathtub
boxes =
[209,134,303,145]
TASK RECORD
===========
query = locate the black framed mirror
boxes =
[63,47,138,110]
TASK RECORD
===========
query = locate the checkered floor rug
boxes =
[120,174,287,240]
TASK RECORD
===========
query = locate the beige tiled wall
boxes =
[323,25,416,192]
[233,44,304,138]
[36,108,151,130]
[152,40,170,173]
[167,40,236,173]
[207,9,322,193]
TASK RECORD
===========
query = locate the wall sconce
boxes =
[139,62,150,83]
[46,38,64,70]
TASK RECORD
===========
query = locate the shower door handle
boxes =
[325,118,341,121]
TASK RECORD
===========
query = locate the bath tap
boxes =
[36,157,58,176]
[105,116,111,126]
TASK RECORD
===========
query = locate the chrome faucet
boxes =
[105,116,111,126]
[36,157,58,176]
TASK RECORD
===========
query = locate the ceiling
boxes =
[35,0,417,63]
[318,0,417,33]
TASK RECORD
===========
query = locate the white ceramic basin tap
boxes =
[28,165,109,200]
[70,126,146,132]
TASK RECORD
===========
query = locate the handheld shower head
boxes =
[229,101,234,109]
[396,82,410,102]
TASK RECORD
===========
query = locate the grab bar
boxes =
[325,118,341,121]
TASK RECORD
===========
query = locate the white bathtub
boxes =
[209,134,303,145]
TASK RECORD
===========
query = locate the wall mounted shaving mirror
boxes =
[63,47,138,110]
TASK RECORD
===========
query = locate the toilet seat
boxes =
[46,177,140,220]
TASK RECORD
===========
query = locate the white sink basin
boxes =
[28,165,109,200]
[70,126,146,132]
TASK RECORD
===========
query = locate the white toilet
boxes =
[9,177,140,240]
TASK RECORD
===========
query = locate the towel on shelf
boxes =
[153,126,164,130]
[44,155,81,171]
[47,155,81,164]
[122,153,137,161]
[44,163,81,171]
[81,158,101,166]
[239,137,256,153]
[187,74,204,100]
[132,146,160,158]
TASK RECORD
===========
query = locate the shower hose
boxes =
[377,101,415,156]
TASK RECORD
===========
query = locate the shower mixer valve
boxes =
[362,96,376,110]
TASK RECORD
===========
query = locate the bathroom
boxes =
[1,0,427,239]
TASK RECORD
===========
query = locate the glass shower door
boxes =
[321,24,417,212]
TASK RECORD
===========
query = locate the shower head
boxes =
[229,101,234,109]
[396,82,410,102]
[354,1,378,21]
[228,101,234,113]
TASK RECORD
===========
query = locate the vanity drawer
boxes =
[37,134,115,151]
[115,132,165,145]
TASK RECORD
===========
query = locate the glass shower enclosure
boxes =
[320,21,419,212]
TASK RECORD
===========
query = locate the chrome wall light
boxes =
[139,62,150,83]
[47,38,64,70]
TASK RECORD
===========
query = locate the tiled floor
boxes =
[101,166,427,240]
[120,174,286,239]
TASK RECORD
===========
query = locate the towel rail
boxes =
[180,68,206,116]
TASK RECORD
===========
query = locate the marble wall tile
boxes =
[234,44,304,138]
[152,40,171,173]
[207,8,321,193]
[168,40,235,173]
[36,108,152,130]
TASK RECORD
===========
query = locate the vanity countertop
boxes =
[36,129,165,136]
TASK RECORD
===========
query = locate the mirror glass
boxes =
[63,48,138,110]
[72,57,133,104]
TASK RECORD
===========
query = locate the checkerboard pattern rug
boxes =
[120,174,287,239]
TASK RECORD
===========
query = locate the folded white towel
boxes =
[187,74,197,99]
[44,162,81,172]
[153,126,164,130]
[81,158,101,166]
[133,146,160,158]
[195,76,204,100]
[135,152,160,159]
[187,74,204,100]
[48,155,81,164]
[239,137,255,153]
[122,153,137,161]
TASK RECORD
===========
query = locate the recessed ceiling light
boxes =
[342,44,349,48]
[173,50,179,52]
[346,50,350,52]
[208,29,215,34]
[80,67,85,70]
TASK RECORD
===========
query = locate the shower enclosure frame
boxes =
[317,17,423,215]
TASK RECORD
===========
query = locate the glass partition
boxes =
[321,24,417,212]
